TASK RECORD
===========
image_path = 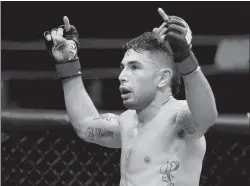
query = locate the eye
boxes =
[131,65,138,70]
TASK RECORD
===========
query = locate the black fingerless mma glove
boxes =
[44,25,82,79]
[165,16,199,75]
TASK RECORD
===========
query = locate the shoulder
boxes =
[174,100,209,140]
[119,109,135,119]
[161,99,189,118]
[119,110,136,127]
[173,100,190,120]
[162,98,188,111]
[176,100,189,110]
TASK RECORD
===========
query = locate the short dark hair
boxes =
[122,32,181,97]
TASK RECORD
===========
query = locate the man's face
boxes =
[118,49,161,110]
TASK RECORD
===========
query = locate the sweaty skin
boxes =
[119,99,206,186]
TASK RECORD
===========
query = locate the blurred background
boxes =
[1,1,250,113]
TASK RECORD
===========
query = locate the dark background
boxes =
[2,1,250,40]
[1,1,250,113]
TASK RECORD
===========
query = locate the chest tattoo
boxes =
[160,161,180,185]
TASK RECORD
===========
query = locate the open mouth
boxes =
[121,89,131,95]
[120,87,132,96]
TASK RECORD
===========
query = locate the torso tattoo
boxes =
[160,161,180,185]
[119,102,205,186]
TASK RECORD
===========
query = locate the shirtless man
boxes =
[44,8,217,186]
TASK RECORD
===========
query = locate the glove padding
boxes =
[164,16,192,63]
[44,25,80,62]
[43,24,82,79]
[61,25,80,49]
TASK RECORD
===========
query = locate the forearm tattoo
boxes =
[93,113,117,122]
[160,161,180,186]
[85,127,114,140]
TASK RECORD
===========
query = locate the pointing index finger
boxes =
[63,16,71,32]
[158,8,169,22]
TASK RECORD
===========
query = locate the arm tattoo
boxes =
[160,161,180,186]
[93,114,117,122]
[85,127,114,140]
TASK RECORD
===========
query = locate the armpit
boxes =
[176,106,197,136]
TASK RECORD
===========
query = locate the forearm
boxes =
[62,75,99,127]
[43,17,100,131]
[182,66,218,126]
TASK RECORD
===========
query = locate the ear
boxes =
[157,68,172,88]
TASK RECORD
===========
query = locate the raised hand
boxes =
[153,8,192,62]
[43,16,82,79]
[43,16,79,62]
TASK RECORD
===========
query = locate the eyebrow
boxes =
[120,60,141,66]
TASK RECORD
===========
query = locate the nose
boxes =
[118,69,128,83]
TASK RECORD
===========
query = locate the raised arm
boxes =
[154,8,218,139]
[180,66,217,139]
[43,16,121,148]
[62,76,121,148]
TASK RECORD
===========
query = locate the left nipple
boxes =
[144,157,151,163]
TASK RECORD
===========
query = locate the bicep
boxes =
[75,113,122,148]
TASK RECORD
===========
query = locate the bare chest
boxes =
[120,114,183,173]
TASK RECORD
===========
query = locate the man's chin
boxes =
[122,99,137,110]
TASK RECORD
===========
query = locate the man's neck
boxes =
[136,92,173,126]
